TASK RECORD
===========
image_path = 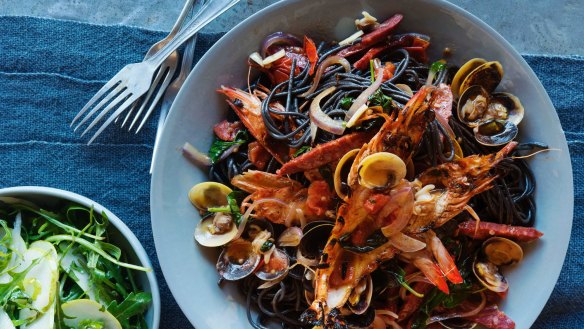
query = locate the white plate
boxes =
[150,0,573,328]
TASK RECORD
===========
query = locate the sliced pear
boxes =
[60,252,98,301]
[13,241,59,313]
[62,299,122,329]
[0,308,16,329]
[0,227,27,284]
[20,298,55,329]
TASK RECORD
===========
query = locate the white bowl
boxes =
[150,0,573,328]
[0,186,161,329]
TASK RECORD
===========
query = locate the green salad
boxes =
[0,198,152,329]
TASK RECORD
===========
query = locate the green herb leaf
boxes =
[426,60,447,86]
[368,89,392,111]
[78,319,105,329]
[340,97,354,110]
[430,60,447,73]
[107,292,152,328]
[208,130,249,163]
[383,262,424,298]
[208,191,245,226]
[260,240,274,253]
[0,220,12,271]
[339,229,388,253]
[293,146,312,158]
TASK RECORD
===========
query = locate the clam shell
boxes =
[457,85,491,128]
[473,260,509,293]
[482,237,523,266]
[474,119,518,146]
[451,58,487,97]
[255,248,290,281]
[216,239,260,281]
[357,152,406,190]
[194,213,237,247]
[188,182,232,210]
[459,61,503,95]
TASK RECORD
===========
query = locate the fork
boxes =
[71,0,240,144]
[120,0,197,130]
[149,34,198,173]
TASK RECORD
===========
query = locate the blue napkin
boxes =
[0,16,581,328]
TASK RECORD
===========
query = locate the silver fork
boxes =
[71,0,239,144]
[120,0,197,130]
[149,34,198,173]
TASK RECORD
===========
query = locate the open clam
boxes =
[194,212,238,247]
[243,218,274,241]
[473,236,524,292]
[490,92,524,126]
[334,149,359,200]
[482,237,523,266]
[357,152,406,190]
[473,260,508,293]
[299,222,334,262]
[255,248,290,281]
[454,59,525,147]
[188,182,232,211]
[216,239,261,281]
[347,275,373,315]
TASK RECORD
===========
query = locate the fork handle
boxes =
[149,0,240,67]
[168,0,197,38]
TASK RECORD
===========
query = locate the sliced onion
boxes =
[300,56,351,97]
[182,142,211,167]
[258,276,285,289]
[375,309,399,319]
[261,32,302,57]
[217,144,240,163]
[249,52,264,67]
[427,292,487,324]
[296,249,318,267]
[233,199,284,241]
[344,104,369,128]
[277,227,303,247]
[380,186,414,236]
[309,86,346,139]
[387,233,426,252]
[339,30,364,46]
[262,49,286,67]
[345,67,385,120]
[13,211,22,237]
[383,318,403,329]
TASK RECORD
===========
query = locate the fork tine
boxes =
[71,78,122,126]
[121,101,138,128]
[87,95,141,145]
[80,88,131,137]
[128,66,167,131]
[135,64,178,133]
[73,83,125,131]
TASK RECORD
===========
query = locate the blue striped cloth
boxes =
[0,16,581,328]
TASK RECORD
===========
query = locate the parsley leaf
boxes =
[208,191,245,226]
[368,89,392,110]
[208,130,249,163]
